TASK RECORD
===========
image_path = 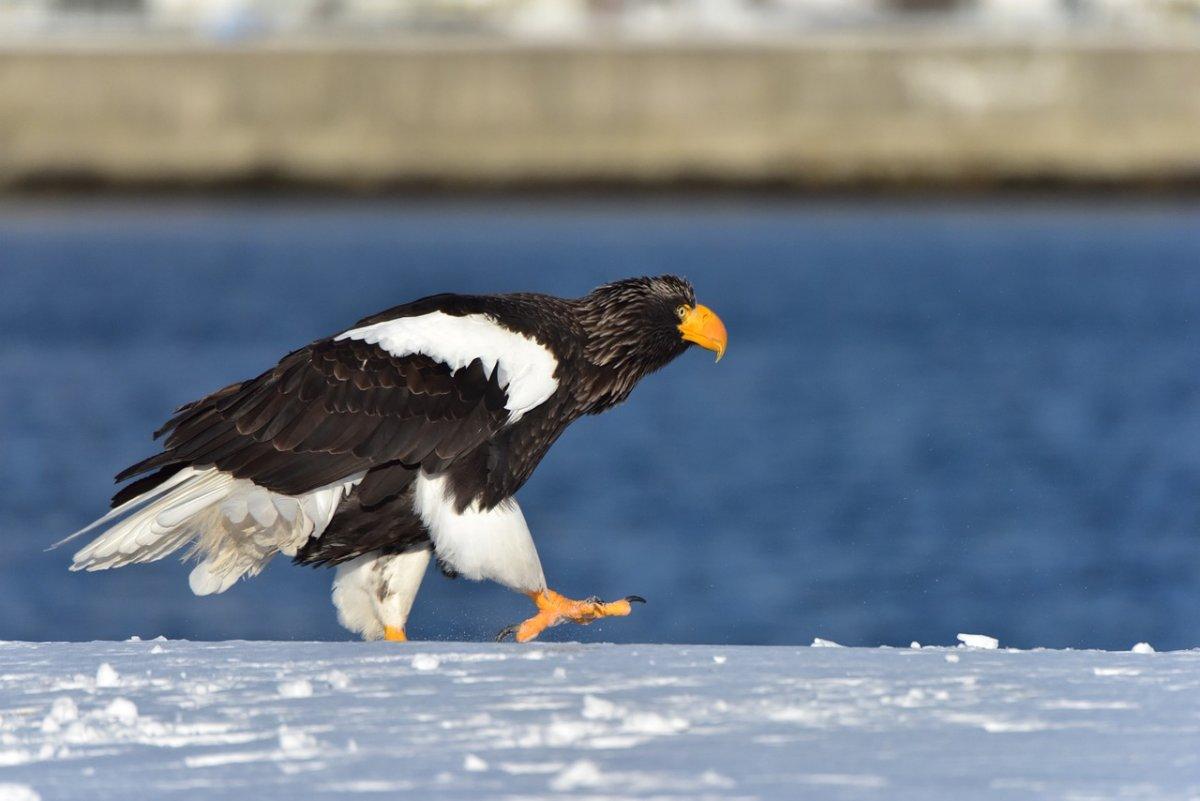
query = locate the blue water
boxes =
[3,198,1199,650]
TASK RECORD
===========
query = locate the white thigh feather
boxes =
[332,548,432,640]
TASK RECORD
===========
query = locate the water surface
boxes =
[3,198,1199,649]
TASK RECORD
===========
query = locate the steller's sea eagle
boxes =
[63,276,727,642]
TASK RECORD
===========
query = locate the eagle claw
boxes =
[492,589,646,643]
[497,593,645,642]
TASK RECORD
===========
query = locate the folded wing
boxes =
[64,307,561,593]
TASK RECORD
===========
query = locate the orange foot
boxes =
[496,590,646,643]
[384,626,408,642]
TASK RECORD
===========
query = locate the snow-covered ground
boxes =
[1,640,1197,800]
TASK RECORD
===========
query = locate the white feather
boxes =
[246,491,278,528]
[68,467,364,596]
[53,467,200,550]
[154,480,231,528]
[220,496,248,524]
[336,311,559,423]
[276,498,300,523]
[332,548,432,640]
[413,472,545,593]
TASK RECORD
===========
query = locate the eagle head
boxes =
[577,275,726,410]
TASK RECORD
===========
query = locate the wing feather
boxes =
[115,318,520,499]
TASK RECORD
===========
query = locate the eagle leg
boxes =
[496,590,646,643]
[384,626,408,642]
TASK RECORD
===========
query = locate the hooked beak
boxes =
[678,303,727,362]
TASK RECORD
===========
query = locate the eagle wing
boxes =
[113,308,560,505]
[66,302,564,591]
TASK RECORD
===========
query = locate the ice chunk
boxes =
[957,633,999,650]
[277,680,314,699]
[45,698,78,726]
[325,670,351,690]
[103,699,139,726]
[1094,667,1140,677]
[411,654,440,671]
[550,760,605,791]
[95,663,120,688]
[0,752,34,768]
[623,712,688,735]
[277,726,317,753]
[0,784,41,801]
[581,695,619,720]
[1130,642,1155,654]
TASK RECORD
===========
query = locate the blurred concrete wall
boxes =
[1,40,1198,190]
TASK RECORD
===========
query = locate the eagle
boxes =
[63,276,727,643]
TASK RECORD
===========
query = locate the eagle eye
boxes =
[675,304,689,321]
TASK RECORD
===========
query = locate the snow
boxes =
[0,641,1197,800]
[0,785,40,801]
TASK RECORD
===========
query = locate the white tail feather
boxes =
[66,467,364,595]
[52,467,201,551]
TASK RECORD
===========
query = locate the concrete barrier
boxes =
[1,38,1198,190]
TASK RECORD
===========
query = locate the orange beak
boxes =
[678,303,727,362]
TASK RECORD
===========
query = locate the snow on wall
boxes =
[0,641,1197,800]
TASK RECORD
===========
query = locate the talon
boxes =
[507,589,644,643]
[495,624,519,642]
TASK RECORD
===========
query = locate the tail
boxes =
[60,467,360,595]
[55,467,205,565]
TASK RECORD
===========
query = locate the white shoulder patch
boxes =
[336,311,559,422]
